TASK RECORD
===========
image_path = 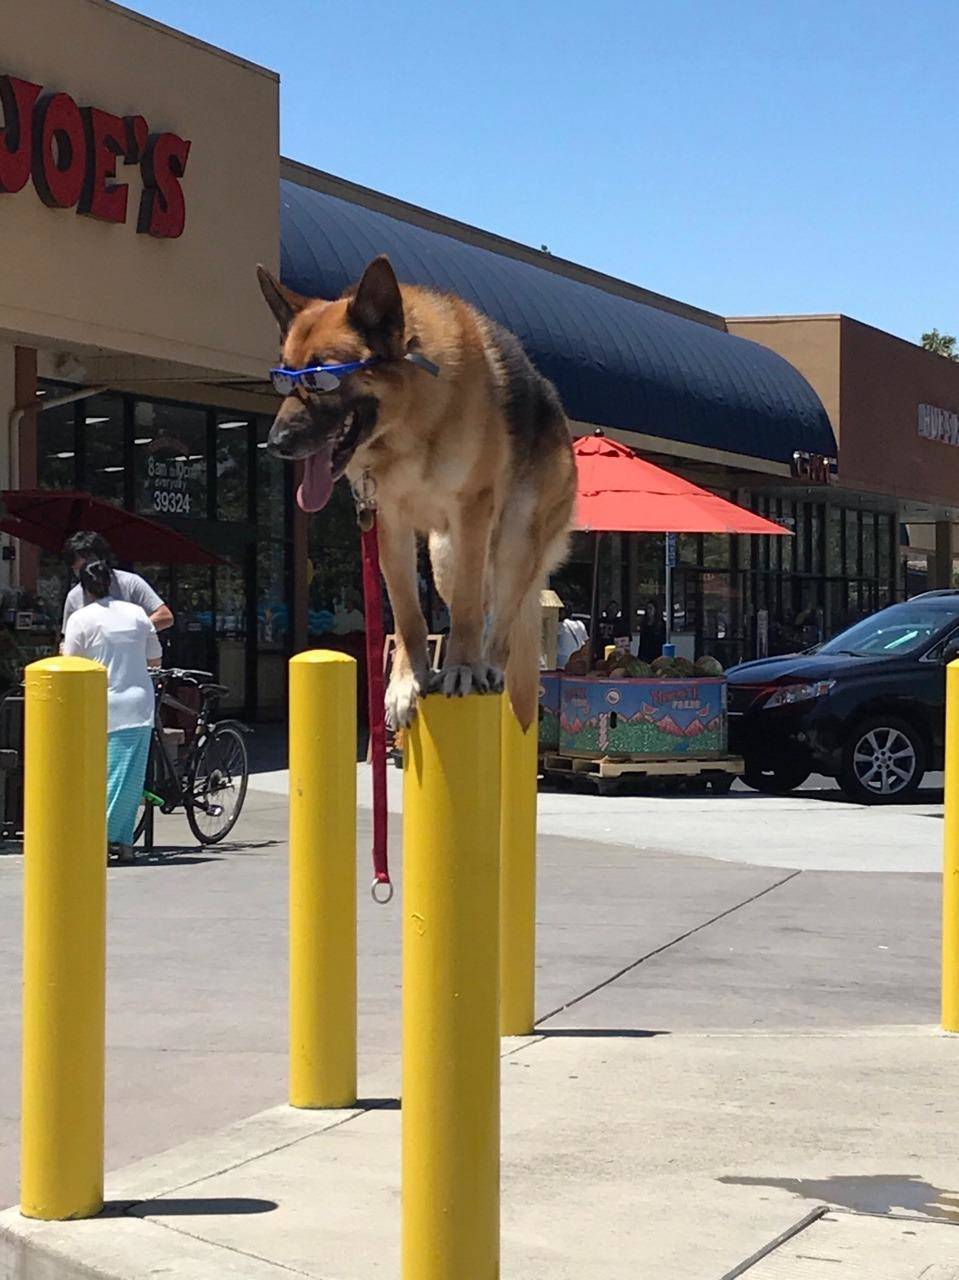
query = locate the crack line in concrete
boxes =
[716,1204,829,1279]
[536,869,803,1024]
[144,1214,317,1278]
[121,1106,381,1213]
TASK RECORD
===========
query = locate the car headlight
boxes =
[763,680,835,709]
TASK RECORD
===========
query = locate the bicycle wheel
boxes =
[186,723,249,844]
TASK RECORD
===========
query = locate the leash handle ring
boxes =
[371,878,394,905]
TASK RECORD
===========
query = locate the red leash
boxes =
[360,517,392,903]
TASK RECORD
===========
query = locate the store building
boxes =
[4,0,958,715]
[1,0,289,713]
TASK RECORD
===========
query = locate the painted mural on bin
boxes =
[539,673,561,750]
[555,676,727,757]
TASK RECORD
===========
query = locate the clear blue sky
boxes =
[130,0,957,344]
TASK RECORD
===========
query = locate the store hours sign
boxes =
[147,453,202,515]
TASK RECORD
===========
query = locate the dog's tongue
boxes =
[297,445,335,512]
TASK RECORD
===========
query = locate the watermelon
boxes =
[695,654,724,676]
[672,656,696,678]
[626,658,653,678]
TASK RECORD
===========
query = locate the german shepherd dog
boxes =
[257,255,575,730]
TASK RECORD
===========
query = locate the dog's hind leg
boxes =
[378,517,430,728]
[488,509,570,731]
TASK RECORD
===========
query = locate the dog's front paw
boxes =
[386,669,427,728]
[433,662,504,699]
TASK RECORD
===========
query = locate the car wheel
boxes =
[743,761,811,794]
[708,774,735,795]
[838,717,926,804]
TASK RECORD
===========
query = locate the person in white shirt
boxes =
[62,558,162,861]
[61,531,173,637]
[556,606,589,668]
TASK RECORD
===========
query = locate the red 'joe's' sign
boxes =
[0,73,191,238]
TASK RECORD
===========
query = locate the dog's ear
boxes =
[347,256,404,358]
[256,265,310,337]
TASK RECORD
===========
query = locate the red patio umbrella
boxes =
[0,490,224,565]
[571,432,789,652]
[574,433,791,535]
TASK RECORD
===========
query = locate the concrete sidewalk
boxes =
[2,1026,958,1278]
[0,765,953,1276]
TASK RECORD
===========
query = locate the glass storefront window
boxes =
[845,509,860,577]
[702,533,730,570]
[216,413,251,521]
[878,515,892,594]
[82,393,126,506]
[826,506,843,576]
[794,504,808,573]
[257,420,291,649]
[134,401,208,519]
[863,514,877,579]
[37,393,77,491]
[216,560,247,710]
[678,534,699,566]
[780,501,794,572]
[811,505,823,574]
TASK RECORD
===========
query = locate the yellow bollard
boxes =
[21,656,107,1220]
[403,693,502,1280]
[500,696,538,1035]
[943,660,959,1031]
[289,651,357,1108]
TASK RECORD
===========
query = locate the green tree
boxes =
[921,328,959,360]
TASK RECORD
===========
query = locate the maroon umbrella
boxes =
[0,490,224,565]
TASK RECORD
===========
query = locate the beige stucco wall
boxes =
[0,0,279,378]
[727,316,842,441]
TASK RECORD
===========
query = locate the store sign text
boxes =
[0,73,191,238]
[918,403,959,447]
[147,453,201,514]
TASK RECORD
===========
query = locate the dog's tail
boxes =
[505,584,542,732]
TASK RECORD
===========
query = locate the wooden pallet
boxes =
[541,752,743,781]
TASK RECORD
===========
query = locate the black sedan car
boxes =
[727,592,959,803]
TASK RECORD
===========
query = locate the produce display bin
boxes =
[546,674,727,760]
[538,672,562,751]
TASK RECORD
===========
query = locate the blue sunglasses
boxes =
[269,351,440,397]
[269,357,380,396]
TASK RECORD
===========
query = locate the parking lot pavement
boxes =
[535,774,946,873]
[256,763,945,875]
[0,766,944,1211]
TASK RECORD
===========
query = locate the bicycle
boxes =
[134,668,250,847]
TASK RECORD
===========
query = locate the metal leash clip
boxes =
[372,877,394,905]
[350,469,377,533]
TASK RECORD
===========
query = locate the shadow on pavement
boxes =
[125,1197,278,1218]
[718,1173,959,1222]
[535,1028,670,1039]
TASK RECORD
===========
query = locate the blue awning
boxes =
[279,178,836,465]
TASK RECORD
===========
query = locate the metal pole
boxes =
[943,660,959,1032]
[403,693,502,1280]
[21,656,106,1220]
[589,530,602,661]
[500,695,537,1036]
[289,651,357,1108]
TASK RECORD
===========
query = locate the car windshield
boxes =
[818,599,959,658]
